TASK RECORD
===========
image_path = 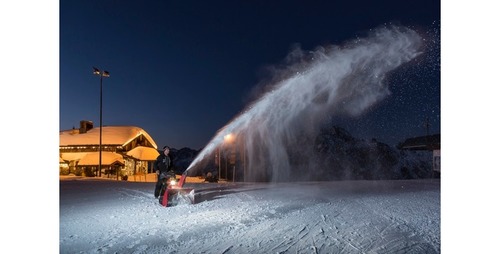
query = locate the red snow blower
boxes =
[159,172,195,207]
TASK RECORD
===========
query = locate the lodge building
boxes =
[59,120,160,178]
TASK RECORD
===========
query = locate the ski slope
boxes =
[59,178,440,253]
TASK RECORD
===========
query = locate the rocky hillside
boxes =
[312,126,436,180]
[168,126,438,181]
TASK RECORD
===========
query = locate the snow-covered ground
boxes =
[60,177,440,253]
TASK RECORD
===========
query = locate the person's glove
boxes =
[156,170,160,175]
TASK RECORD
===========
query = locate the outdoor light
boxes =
[224,133,234,143]
[93,66,110,177]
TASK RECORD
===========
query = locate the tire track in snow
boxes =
[354,193,440,253]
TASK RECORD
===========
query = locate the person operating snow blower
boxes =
[154,146,174,199]
[153,146,195,207]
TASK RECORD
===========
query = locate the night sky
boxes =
[60,0,440,150]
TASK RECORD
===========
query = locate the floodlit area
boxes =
[60,177,440,253]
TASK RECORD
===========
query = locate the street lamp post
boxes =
[217,147,221,181]
[223,134,236,182]
[93,67,110,177]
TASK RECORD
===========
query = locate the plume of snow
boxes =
[187,25,422,181]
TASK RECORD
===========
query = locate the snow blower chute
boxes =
[159,171,195,207]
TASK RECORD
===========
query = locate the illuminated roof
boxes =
[126,146,160,161]
[59,126,158,149]
[76,152,124,166]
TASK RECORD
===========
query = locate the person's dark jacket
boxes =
[153,153,173,175]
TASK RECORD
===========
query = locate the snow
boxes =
[126,146,160,161]
[59,177,440,253]
[59,126,158,148]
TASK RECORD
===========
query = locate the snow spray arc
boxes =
[186,25,423,181]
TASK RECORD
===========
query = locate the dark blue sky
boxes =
[60,0,440,150]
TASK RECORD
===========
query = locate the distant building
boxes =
[59,120,160,178]
[398,134,441,173]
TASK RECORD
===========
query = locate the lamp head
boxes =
[92,67,100,75]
